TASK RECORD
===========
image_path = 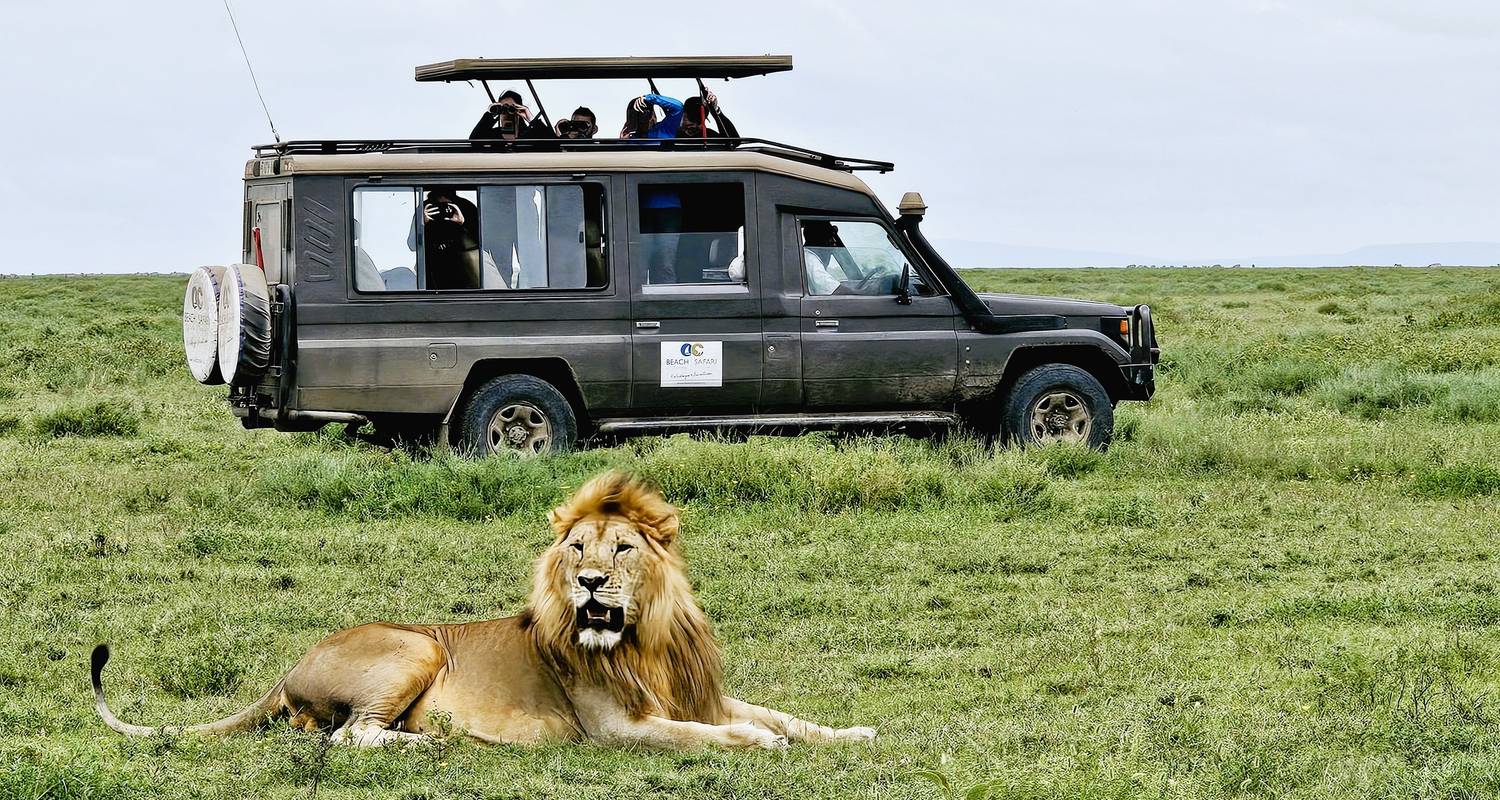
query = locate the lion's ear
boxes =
[548,507,574,539]
[644,507,679,546]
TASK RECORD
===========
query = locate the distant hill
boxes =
[933,239,1148,268]
[935,239,1500,268]
[1222,242,1500,268]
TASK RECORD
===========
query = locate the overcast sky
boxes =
[1,0,1496,272]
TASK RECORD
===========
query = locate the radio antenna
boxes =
[221,0,281,143]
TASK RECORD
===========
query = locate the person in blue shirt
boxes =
[624,93,685,283]
[620,93,684,139]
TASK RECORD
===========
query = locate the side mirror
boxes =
[895,261,913,305]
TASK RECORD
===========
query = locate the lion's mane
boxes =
[522,472,725,723]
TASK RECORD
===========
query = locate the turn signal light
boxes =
[1118,319,1130,336]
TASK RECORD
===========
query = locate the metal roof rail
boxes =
[249,137,894,173]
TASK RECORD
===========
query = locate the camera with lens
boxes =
[556,119,594,139]
[426,201,457,222]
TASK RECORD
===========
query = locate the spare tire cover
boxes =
[217,263,272,386]
[182,266,227,385]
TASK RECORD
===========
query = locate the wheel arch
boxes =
[997,345,1129,403]
[444,358,590,436]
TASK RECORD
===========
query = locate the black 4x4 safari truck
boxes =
[183,55,1158,455]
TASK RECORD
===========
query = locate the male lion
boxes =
[92,472,876,750]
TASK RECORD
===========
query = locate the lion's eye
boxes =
[569,542,583,553]
[615,543,634,554]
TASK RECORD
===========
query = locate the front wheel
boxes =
[458,375,577,456]
[1002,364,1113,450]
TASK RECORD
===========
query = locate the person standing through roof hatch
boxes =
[554,107,598,139]
[621,93,685,283]
[619,93,684,140]
[677,89,739,139]
[470,90,554,140]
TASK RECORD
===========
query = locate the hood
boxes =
[977,292,1127,318]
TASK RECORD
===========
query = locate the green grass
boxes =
[2,267,1499,799]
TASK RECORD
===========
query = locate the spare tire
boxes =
[182,266,227,385]
[217,263,273,386]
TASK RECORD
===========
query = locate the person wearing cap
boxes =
[469,90,555,140]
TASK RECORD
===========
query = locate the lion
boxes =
[92,471,876,750]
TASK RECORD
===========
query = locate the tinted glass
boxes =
[637,183,745,287]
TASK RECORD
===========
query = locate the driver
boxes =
[469,90,555,140]
[802,221,846,295]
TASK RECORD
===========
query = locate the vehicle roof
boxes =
[248,150,876,194]
[415,55,793,82]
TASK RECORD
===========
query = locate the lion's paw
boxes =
[837,725,877,743]
[726,722,788,750]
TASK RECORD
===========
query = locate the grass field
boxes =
[2,267,1499,799]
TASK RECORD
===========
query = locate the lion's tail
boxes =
[91,643,286,737]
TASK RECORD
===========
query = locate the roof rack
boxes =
[416,55,793,82]
[250,137,894,173]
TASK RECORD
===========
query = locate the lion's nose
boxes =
[577,572,607,592]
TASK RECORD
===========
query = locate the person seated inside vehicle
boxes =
[411,189,500,290]
[801,219,932,298]
[470,90,555,140]
[677,90,739,139]
[619,93,683,139]
[555,106,598,140]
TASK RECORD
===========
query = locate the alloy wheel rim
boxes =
[1029,390,1091,443]
[487,403,552,455]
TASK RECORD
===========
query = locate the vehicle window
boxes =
[352,184,607,293]
[638,183,745,288]
[252,201,285,284]
[352,188,418,292]
[801,219,932,298]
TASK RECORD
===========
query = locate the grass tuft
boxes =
[1411,464,1500,498]
[34,398,141,437]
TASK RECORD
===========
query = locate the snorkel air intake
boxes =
[894,193,1065,335]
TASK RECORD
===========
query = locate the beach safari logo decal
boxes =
[661,341,723,387]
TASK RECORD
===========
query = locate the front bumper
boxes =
[1120,304,1160,400]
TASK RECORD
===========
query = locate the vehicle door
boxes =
[627,174,762,413]
[793,216,958,409]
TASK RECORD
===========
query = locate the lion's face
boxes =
[556,513,653,649]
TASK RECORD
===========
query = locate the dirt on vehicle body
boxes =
[186,56,1158,454]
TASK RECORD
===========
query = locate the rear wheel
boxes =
[458,375,577,456]
[1002,364,1113,450]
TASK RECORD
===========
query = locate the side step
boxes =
[593,411,960,435]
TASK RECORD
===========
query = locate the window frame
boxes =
[794,215,945,299]
[629,175,753,296]
[348,179,612,298]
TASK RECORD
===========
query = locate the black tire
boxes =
[458,374,577,456]
[1002,364,1114,450]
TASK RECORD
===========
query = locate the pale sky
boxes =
[1,0,1496,272]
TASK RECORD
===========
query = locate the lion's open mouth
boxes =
[576,598,625,633]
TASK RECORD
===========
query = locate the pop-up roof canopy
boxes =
[415,55,793,82]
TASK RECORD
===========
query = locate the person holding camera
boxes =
[555,107,598,140]
[413,189,501,290]
[677,89,739,140]
[469,90,554,141]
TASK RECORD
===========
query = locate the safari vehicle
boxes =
[184,55,1158,455]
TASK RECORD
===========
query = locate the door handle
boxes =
[815,319,840,328]
[635,321,660,329]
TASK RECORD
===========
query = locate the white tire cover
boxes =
[182,266,227,384]
[217,263,273,386]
